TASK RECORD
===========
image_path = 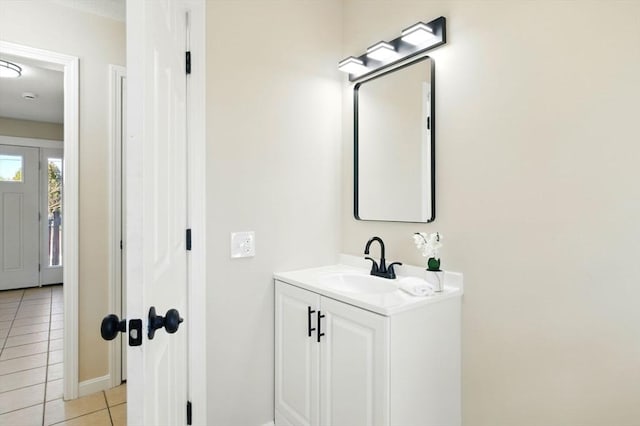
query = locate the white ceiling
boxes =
[0,0,125,124]
[0,54,64,124]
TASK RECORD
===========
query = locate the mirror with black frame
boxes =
[354,55,435,223]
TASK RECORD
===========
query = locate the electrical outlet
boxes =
[230,231,255,258]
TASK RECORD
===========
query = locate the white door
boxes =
[39,148,64,285]
[126,0,189,424]
[0,145,39,290]
[319,297,389,426]
[275,281,321,426]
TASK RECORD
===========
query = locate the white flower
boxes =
[412,232,443,259]
[412,233,426,249]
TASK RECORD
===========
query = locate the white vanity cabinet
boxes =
[275,276,461,426]
[275,281,388,426]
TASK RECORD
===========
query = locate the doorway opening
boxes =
[0,41,80,401]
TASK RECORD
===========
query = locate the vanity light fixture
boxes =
[338,16,446,82]
[338,56,368,75]
[0,59,22,78]
[366,41,396,61]
[401,22,438,46]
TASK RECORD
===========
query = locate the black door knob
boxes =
[148,306,184,339]
[101,314,126,341]
[164,309,184,334]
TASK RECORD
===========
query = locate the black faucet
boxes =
[364,236,402,279]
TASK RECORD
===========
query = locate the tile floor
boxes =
[0,286,127,425]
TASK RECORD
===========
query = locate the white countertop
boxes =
[274,254,463,316]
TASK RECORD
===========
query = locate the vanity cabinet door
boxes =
[275,281,321,426]
[319,296,389,426]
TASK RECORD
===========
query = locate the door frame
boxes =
[0,41,80,399]
[108,64,126,387]
[125,0,207,423]
[185,2,207,424]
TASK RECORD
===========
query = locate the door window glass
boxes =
[48,158,63,266]
[0,154,24,182]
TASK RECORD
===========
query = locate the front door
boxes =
[126,0,189,425]
[0,145,39,290]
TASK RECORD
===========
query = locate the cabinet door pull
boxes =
[317,311,325,342]
[307,306,316,337]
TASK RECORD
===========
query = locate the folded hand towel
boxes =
[399,277,434,297]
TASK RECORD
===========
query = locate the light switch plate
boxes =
[230,231,255,258]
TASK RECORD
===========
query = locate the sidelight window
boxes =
[47,158,63,266]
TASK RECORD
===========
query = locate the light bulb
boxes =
[338,56,368,75]
[401,22,437,46]
[366,41,396,62]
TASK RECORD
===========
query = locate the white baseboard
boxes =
[260,421,275,426]
[78,374,111,397]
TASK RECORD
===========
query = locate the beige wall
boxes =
[0,117,63,140]
[205,1,342,424]
[0,1,125,382]
[342,1,640,425]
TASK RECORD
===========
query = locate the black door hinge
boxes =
[186,229,192,251]
[186,51,191,75]
[187,401,192,425]
[120,240,123,250]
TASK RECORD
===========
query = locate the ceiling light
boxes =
[366,42,396,62]
[401,22,437,46]
[0,60,22,78]
[338,57,368,75]
[0,59,22,78]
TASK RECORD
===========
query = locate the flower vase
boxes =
[425,269,445,292]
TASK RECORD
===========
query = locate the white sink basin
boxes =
[318,272,398,294]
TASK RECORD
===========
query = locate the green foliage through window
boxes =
[48,161,62,215]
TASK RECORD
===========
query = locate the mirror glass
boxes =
[354,56,434,223]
